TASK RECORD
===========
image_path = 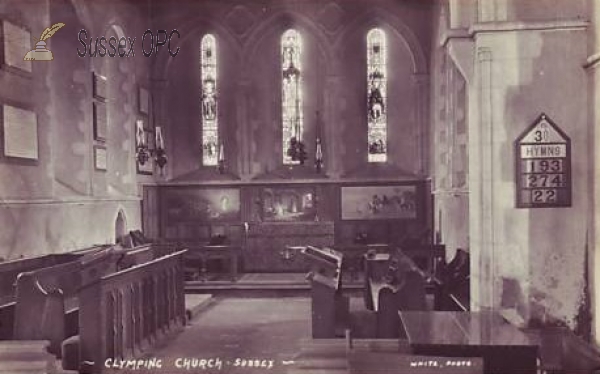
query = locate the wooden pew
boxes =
[12,248,119,356]
[0,246,109,340]
[433,249,470,311]
[363,250,427,338]
[115,242,178,271]
[2,242,175,357]
[78,249,187,373]
[0,245,109,305]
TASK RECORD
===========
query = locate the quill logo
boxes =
[23,23,65,61]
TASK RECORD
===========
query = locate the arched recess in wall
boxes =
[114,208,128,244]
[334,13,429,176]
[153,18,242,179]
[242,12,332,174]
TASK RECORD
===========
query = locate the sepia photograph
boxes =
[0,0,599,373]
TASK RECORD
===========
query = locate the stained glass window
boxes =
[201,34,218,166]
[367,29,387,163]
[281,29,303,165]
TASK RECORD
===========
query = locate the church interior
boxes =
[1,0,600,373]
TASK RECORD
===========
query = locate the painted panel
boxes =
[341,185,417,220]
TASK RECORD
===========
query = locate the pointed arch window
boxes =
[281,29,303,165]
[367,28,387,163]
[201,34,218,166]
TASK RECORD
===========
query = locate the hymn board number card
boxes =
[515,113,571,208]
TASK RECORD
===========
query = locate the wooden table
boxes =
[399,311,539,374]
[184,244,241,281]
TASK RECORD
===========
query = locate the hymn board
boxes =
[515,114,571,208]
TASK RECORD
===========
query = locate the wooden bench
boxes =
[78,249,187,373]
[0,245,109,303]
[117,243,176,270]
[12,247,119,356]
[433,249,470,311]
[0,245,110,340]
[363,251,428,338]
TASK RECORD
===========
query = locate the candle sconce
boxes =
[217,142,225,174]
[135,121,167,173]
[315,137,323,173]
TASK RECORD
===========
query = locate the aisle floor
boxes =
[146,297,312,374]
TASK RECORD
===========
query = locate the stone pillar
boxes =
[589,0,600,346]
[469,47,495,311]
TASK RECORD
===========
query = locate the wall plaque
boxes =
[94,145,107,171]
[93,102,107,141]
[515,113,571,208]
[2,104,38,160]
[138,86,149,115]
[93,72,107,100]
[1,20,32,73]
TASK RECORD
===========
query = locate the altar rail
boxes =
[79,250,187,373]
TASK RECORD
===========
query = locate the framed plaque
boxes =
[515,113,571,208]
[93,102,107,141]
[0,20,32,73]
[93,72,107,100]
[2,104,38,160]
[138,86,149,115]
[94,145,107,171]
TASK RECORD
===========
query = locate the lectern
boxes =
[300,245,349,338]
